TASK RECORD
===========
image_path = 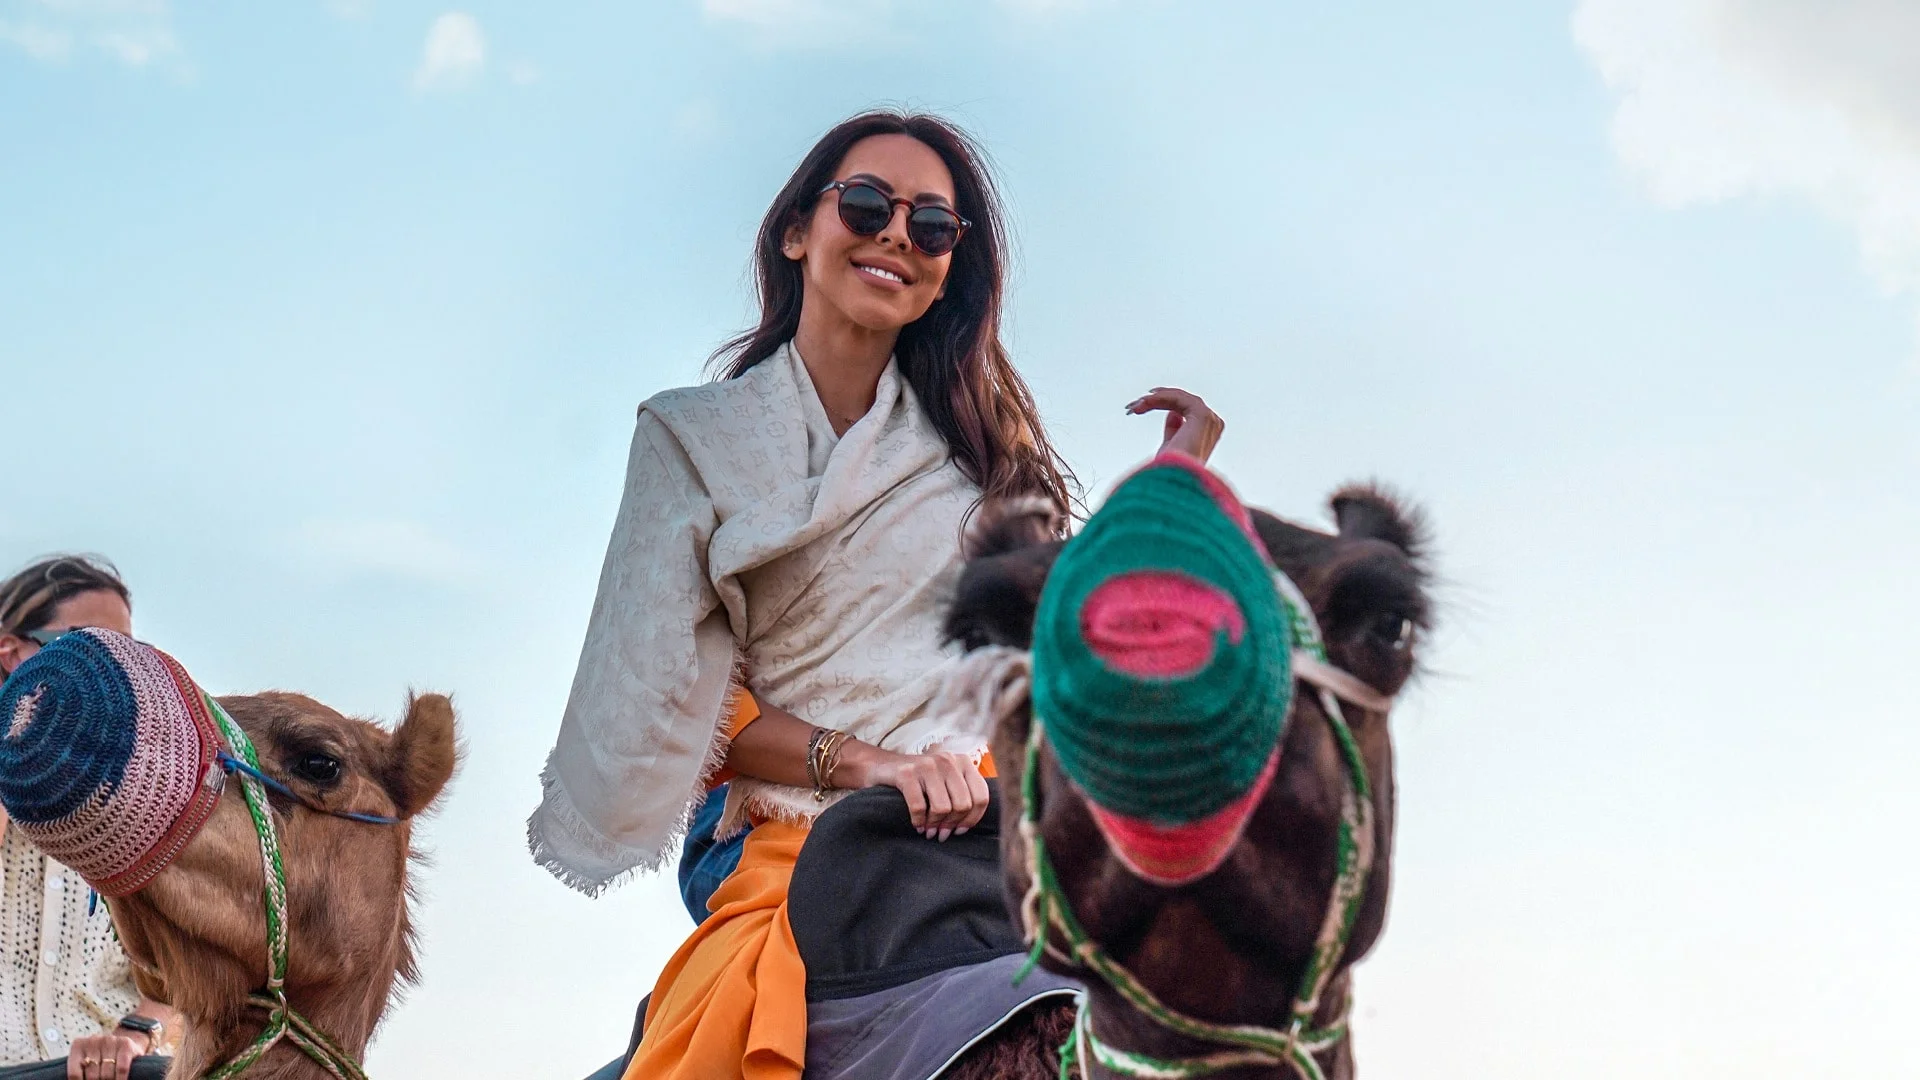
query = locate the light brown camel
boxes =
[940,483,1432,1080]
[107,692,458,1080]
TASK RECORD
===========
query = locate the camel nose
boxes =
[1081,570,1245,680]
[0,629,226,897]
[1028,454,1294,885]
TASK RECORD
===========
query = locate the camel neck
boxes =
[179,998,374,1080]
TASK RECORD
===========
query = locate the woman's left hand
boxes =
[1127,387,1224,463]
[66,1031,146,1080]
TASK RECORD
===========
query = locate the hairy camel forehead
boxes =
[219,692,390,754]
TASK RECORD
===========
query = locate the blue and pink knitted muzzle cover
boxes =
[0,629,225,897]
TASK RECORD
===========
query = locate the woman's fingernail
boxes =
[956,827,969,836]
[939,828,952,842]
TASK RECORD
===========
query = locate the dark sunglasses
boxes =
[818,180,969,258]
[12,626,131,648]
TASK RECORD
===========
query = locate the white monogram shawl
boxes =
[528,344,988,894]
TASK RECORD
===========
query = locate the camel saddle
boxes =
[789,781,1081,1080]
[618,783,1082,1080]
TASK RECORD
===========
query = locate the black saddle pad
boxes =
[788,780,1028,1002]
[0,1057,170,1080]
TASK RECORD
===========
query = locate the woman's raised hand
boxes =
[838,745,989,842]
[1127,387,1224,463]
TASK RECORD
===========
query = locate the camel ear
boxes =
[384,693,458,818]
[944,543,1060,652]
[963,496,1065,560]
[1330,484,1428,561]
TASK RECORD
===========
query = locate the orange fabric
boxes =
[978,750,997,779]
[625,819,810,1080]
[704,689,763,789]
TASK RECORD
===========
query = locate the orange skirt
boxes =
[624,819,810,1080]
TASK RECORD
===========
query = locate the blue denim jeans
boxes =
[676,783,746,923]
[582,1057,627,1080]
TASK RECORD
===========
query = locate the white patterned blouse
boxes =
[0,824,141,1065]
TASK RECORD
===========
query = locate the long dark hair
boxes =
[712,110,1077,515]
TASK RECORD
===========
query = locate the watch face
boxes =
[117,1016,161,1035]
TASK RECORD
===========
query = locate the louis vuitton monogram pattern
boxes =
[529,344,984,895]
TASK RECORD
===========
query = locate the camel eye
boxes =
[291,753,342,785]
[1372,613,1414,652]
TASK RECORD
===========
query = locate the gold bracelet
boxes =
[823,730,849,785]
[812,729,850,802]
[809,730,833,800]
[804,727,829,793]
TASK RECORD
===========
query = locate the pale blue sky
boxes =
[2,2,1916,1076]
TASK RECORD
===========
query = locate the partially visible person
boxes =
[0,556,178,1080]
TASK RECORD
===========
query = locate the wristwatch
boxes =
[115,1014,164,1052]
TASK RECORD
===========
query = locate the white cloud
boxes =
[0,19,70,58]
[700,0,893,45]
[1576,0,1920,338]
[412,11,484,92]
[702,0,887,30]
[699,0,1109,46]
[994,0,1098,15]
[293,519,482,585]
[93,23,170,64]
[0,0,178,66]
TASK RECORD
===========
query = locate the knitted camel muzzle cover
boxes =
[1029,453,1293,885]
[0,628,226,897]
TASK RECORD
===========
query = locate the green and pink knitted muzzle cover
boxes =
[1029,453,1294,885]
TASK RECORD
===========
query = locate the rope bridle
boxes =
[1014,572,1389,1080]
[196,694,402,1080]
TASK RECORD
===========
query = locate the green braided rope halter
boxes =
[1016,579,1375,1080]
[202,695,373,1080]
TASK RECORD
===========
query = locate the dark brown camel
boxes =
[940,485,1431,1080]
[107,692,458,1080]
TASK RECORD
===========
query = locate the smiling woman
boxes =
[712,112,1078,507]
[527,109,1225,1080]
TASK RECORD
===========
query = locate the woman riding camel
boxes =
[528,109,1223,1079]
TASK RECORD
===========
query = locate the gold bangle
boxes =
[821,731,849,792]
[812,729,849,802]
[804,727,829,792]
[809,731,832,800]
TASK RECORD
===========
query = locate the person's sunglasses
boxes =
[13,627,99,647]
[818,180,969,258]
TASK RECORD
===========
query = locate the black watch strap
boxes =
[116,1014,162,1040]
